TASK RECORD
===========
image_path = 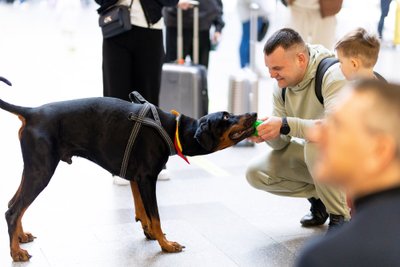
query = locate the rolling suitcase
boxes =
[159,1,208,119]
[228,69,258,115]
[228,3,259,115]
[228,3,260,146]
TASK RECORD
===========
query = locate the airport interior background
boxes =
[0,0,400,266]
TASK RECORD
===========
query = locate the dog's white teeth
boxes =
[232,131,243,139]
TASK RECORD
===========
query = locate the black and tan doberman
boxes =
[0,77,257,261]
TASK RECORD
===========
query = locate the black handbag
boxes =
[98,0,133,39]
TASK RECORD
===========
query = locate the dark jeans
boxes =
[165,26,211,68]
[378,0,392,38]
[102,25,164,105]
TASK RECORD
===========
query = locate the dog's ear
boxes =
[194,119,215,151]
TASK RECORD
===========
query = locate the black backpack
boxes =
[282,57,338,105]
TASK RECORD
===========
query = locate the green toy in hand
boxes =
[253,120,263,136]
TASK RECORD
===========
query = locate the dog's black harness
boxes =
[119,92,176,178]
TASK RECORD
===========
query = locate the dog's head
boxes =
[194,111,257,152]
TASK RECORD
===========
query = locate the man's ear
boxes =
[297,52,306,64]
[194,120,215,151]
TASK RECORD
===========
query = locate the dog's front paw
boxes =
[143,226,157,240]
[136,217,157,240]
[18,232,36,243]
[161,241,185,253]
[11,248,32,262]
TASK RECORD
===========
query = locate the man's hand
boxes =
[247,135,264,143]
[178,0,193,10]
[256,116,283,141]
[307,119,324,143]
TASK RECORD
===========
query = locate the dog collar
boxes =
[171,110,190,164]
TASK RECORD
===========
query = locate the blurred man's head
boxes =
[309,80,400,197]
[263,28,309,88]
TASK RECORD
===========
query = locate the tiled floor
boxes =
[0,145,326,267]
[0,0,399,266]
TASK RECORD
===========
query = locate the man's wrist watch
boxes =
[280,117,291,135]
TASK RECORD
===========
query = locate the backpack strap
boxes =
[281,57,338,105]
[315,57,339,105]
[282,87,286,102]
[373,71,387,83]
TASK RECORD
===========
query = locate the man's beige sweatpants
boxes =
[246,140,350,219]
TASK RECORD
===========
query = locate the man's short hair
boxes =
[353,80,400,157]
[335,28,380,68]
[263,28,306,55]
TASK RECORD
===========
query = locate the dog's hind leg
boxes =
[130,180,156,240]
[5,136,60,261]
[137,177,185,253]
[8,174,36,243]
[6,168,58,261]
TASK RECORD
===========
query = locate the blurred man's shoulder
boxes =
[295,228,354,267]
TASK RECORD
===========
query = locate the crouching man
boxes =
[246,28,350,231]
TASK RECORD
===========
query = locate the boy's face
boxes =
[337,50,357,81]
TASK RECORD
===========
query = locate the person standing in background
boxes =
[97,0,179,183]
[163,0,224,68]
[100,0,178,105]
[285,0,342,50]
[378,0,392,39]
[237,0,270,68]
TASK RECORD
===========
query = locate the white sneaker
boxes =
[113,176,130,186]
[157,169,171,181]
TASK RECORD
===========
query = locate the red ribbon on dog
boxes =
[171,110,190,164]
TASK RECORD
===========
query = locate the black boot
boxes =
[300,198,329,227]
[327,214,346,233]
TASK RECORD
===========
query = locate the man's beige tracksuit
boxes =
[246,44,350,219]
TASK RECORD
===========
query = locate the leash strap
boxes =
[119,91,176,178]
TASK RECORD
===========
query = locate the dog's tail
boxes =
[0,76,12,87]
[0,76,31,117]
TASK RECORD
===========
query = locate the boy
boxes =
[335,28,384,81]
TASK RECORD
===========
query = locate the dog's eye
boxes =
[223,114,230,120]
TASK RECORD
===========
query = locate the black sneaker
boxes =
[327,214,346,233]
[300,198,329,227]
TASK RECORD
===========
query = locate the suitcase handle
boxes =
[249,3,260,72]
[177,1,200,65]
